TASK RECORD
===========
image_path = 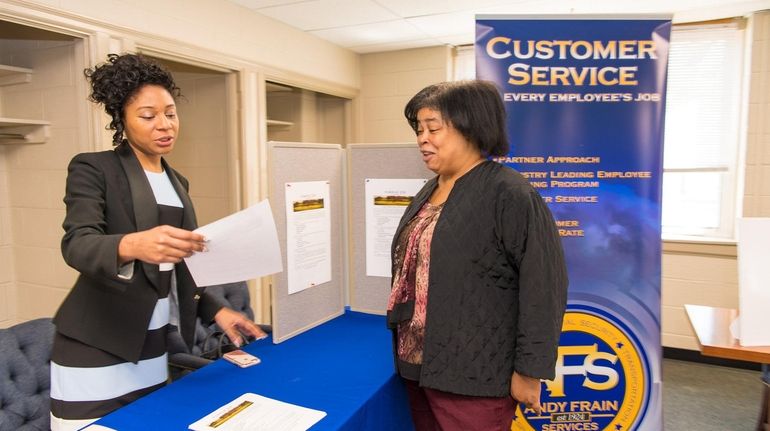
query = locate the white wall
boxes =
[0,141,13,324]
[165,69,235,226]
[1,0,360,91]
[356,46,452,144]
[0,36,86,326]
[744,10,770,216]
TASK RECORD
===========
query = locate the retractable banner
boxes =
[476,16,671,431]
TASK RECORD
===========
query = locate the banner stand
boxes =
[476,15,672,430]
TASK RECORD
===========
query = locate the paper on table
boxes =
[184,200,283,287]
[188,393,326,431]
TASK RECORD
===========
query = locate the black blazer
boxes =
[55,143,225,363]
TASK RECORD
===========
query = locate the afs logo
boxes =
[512,308,648,431]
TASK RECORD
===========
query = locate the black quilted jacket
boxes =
[389,160,568,397]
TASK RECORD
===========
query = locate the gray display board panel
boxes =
[269,142,346,343]
[347,143,433,314]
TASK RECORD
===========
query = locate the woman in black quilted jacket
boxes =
[387,80,568,431]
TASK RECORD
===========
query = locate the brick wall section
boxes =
[744,11,770,217]
[358,46,452,143]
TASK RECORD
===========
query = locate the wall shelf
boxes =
[267,119,294,128]
[265,81,299,134]
[0,118,50,144]
[0,64,33,87]
[266,82,293,93]
[0,64,50,144]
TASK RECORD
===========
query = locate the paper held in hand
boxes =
[184,200,283,287]
[188,393,326,431]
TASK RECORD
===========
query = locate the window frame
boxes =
[660,20,747,241]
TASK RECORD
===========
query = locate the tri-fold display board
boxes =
[346,144,433,314]
[267,142,431,343]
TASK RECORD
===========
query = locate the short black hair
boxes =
[404,80,509,157]
[84,53,181,145]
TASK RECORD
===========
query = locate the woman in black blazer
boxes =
[49,53,265,431]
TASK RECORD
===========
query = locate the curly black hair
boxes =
[84,53,181,145]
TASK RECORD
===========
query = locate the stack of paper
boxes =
[188,393,326,431]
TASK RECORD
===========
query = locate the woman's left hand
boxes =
[510,371,543,414]
[214,307,267,348]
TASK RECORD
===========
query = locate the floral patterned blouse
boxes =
[391,201,444,372]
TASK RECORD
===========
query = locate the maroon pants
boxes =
[404,378,517,431]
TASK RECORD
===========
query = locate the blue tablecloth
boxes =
[93,311,414,430]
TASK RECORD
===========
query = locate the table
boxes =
[93,311,414,430]
[685,304,770,431]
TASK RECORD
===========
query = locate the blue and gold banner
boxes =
[476,16,671,430]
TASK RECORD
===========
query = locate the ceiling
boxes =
[227,0,770,53]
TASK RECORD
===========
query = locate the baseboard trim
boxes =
[663,347,761,371]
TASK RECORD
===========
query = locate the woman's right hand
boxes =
[118,225,207,265]
[511,371,543,415]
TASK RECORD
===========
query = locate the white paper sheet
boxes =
[285,181,332,294]
[364,178,427,277]
[184,200,283,287]
[188,393,326,431]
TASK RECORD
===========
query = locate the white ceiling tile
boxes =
[434,33,476,47]
[471,1,574,16]
[309,19,429,48]
[372,0,526,18]
[351,38,447,54]
[228,0,307,9]
[256,0,401,30]
[405,11,476,38]
[223,0,770,54]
